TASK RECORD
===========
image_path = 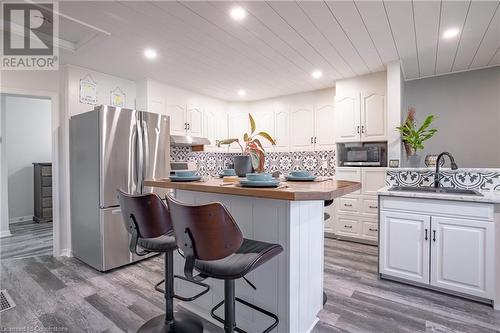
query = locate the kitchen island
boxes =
[144,178,361,333]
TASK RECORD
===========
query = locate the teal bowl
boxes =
[222,168,236,176]
[290,170,312,178]
[175,170,196,177]
[246,173,272,181]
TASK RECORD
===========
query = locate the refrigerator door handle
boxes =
[136,114,144,194]
[142,119,150,187]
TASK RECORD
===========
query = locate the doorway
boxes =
[0,94,53,259]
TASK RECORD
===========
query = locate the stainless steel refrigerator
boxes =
[70,105,170,271]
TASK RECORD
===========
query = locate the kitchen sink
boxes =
[388,186,483,196]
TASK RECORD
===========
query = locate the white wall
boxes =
[5,96,52,221]
[1,71,60,239]
[387,62,404,163]
[66,65,137,116]
[404,66,500,168]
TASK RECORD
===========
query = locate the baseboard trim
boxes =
[58,248,73,257]
[0,230,12,238]
[9,215,33,224]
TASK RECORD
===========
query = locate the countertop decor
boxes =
[397,107,438,167]
[216,113,276,174]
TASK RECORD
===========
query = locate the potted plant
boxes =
[217,114,276,176]
[396,107,438,168]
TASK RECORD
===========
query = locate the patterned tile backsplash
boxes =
[387,168,500,191]
[171,147,336,177]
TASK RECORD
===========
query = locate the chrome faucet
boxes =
[434,152,458,188]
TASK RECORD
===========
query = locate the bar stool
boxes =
[117,190,209,333]
[166,194,284,333]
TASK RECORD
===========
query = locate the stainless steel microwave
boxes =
[343,146,382,166]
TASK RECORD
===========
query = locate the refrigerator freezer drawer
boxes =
[101,207,133,271]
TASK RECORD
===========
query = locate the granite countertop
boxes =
[144,178,361,201]
[378,186,500,204]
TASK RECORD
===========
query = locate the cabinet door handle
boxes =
[356,126,360,134]
[310,137,313,144]
[188,123,190,130]
[432,230,436,242]
[314,137,317,144]
[361,125,365,134]
[184,123,187,130]
[424,228,428,241]
[369,228,378,232]
[344,225,353,229]
[344,203,353,207]
[369,205,378,209]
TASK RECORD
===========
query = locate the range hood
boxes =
[170,135,211,147]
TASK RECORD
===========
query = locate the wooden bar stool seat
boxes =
[117,190,209,333]
[166,194,283,333]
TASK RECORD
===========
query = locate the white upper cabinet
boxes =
[335,95,360,142]
[166,104,186,136]
[379,211,431,284]
[335,91,386,142]
[228,113,249,152]
[204,108,227,151]
[430,216,494,299]
[361,91,386,141]
[274,108,290,151]
[290,105,315,151]
[314,104,335,149]
[187,105,203,136]
[252,110,275,149]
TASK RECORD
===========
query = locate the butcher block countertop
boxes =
[144,177,361,201]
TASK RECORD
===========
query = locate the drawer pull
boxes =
[368,228,378,232]
[344,203,353,207]
[344,225,353,229]
[369,205,378,209]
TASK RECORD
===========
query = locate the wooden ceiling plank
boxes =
[298,1,369,77]
[413,0,441,77]
[354,1,399,66]
[325,1,384,73]
[453,1,499,71]
[383,0,419,79]
[470,3,500,69]
[435,0,471,75]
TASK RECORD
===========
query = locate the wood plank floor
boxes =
[1,239,499,332]
[0,221,52,260]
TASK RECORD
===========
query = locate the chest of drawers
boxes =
[33,163,52,223]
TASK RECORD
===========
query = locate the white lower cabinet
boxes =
[379,211,431,284]
[332,167,386,244]
[379,196,495,301]
[431,216,494,299]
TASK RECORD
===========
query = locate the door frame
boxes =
[0,88,61,257]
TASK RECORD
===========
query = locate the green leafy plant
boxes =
[216,114,276,172]
[396,107,438,155]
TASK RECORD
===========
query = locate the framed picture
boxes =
[110,87,126,107]
[79,75,97,105]
[389,159,400,168]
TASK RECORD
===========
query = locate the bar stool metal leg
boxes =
[136,252,203,333]
[224,280,236,333]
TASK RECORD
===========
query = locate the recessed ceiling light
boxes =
[144,48,157,60]
[237,89,247,97]
[230,6,247,21]
[442,28,460,40]
[311,70,323,79]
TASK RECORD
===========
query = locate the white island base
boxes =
[172,190,325,333]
